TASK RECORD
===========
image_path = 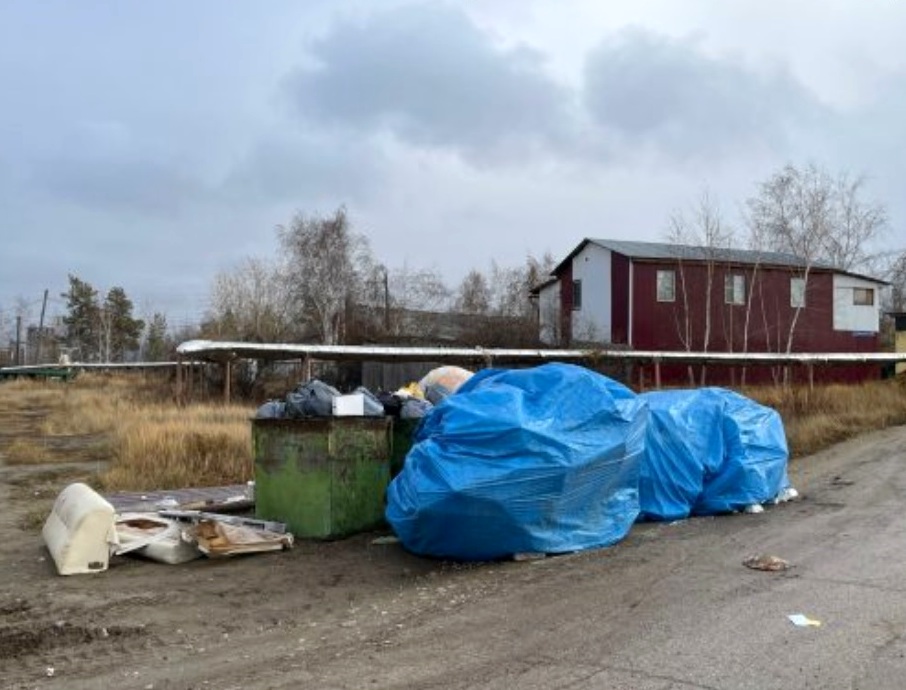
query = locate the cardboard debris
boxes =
[185,519,293,557]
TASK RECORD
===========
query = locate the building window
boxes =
[572,279,582,310]
[853,287,874,306]
[724,274,745,305]
[790,277,806,308]
[656,270,675,302]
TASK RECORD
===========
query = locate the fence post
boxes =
[224,360,232,404]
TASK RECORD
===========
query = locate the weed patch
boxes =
[0,374,253,491]
[745,379,906,457]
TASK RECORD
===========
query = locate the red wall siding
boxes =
[630,259,880,385]
[611,253,629,345]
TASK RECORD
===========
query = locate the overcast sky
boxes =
[2,0,905,330]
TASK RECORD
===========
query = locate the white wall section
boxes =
[833,274,880,332]
[571,243,612,343]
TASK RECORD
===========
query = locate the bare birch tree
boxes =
[888,251,906,312]
[746,163,887,358]
[208,257,292,342]
[666,190,734,384]
[823,173,887,271]
[455,270,492,315]
[278,207,372,345]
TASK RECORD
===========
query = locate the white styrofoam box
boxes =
[332,393,365,416]
[43,483,118,575]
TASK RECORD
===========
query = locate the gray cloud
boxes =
[583,29,824,158]
[22,119,211,218]
[223,132,382,205]
[287,3,571,162]
[32,155,208,219]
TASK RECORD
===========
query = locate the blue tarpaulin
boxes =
[386,363,647,561]
[639,388,790,520]
[697,388,791,514]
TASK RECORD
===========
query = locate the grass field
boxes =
[746,379,906,457]
[0,372,904,491]
[0,374,253,490]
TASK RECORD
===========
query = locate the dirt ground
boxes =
[3,426,906,689]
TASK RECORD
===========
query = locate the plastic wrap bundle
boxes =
[696,388,790,514]
[418,366,473,405]
[637,389,726,521]
[386,363,647,560]
[638,388,790,519]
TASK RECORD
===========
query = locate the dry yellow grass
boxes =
[102,403,252,490]
[4,438,49,464]
[745,379,906,457]
[0,373,254,490]
[2,372,905,492]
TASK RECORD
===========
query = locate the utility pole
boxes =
[15,315,22,366]
[383,268,390,333]
[35,288,48,364]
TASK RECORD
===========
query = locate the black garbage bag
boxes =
[285,379,341,418]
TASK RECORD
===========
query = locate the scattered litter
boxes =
[184,519,293,557]
[788,613,821,627]
[743,554,791,572]
[154,497,179,510]
[332,393,366,417]
[395,382,424,400]
[774,487,800,504]
[743,504,765,514]
[160,510,288,534]
[400,398,433,419]
[45,666,55,678]
[255,400,286,419]
[371,536,400,545]
[354,386,386,417]
[418,366,473,404]
[285,379,341,418]
[114,514,202,565]
[43,483,118,576]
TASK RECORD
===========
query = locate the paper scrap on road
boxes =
[743,554,791,571]
[788,614,822,627]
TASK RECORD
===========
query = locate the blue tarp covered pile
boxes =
[637,389,790,520]
[385,364,791,561]
[385,364,647,561]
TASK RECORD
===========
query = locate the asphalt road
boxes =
[294,425,906,690]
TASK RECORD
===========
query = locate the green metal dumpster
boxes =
[390,418,419,477]
[252,417,392,539]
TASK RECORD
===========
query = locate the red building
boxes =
[535,239,887,384]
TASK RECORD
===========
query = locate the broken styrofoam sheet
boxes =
[114,513,202,565]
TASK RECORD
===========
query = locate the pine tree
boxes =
[61,275,100,361]
[145,312,169,361]
[102,287,144,362]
